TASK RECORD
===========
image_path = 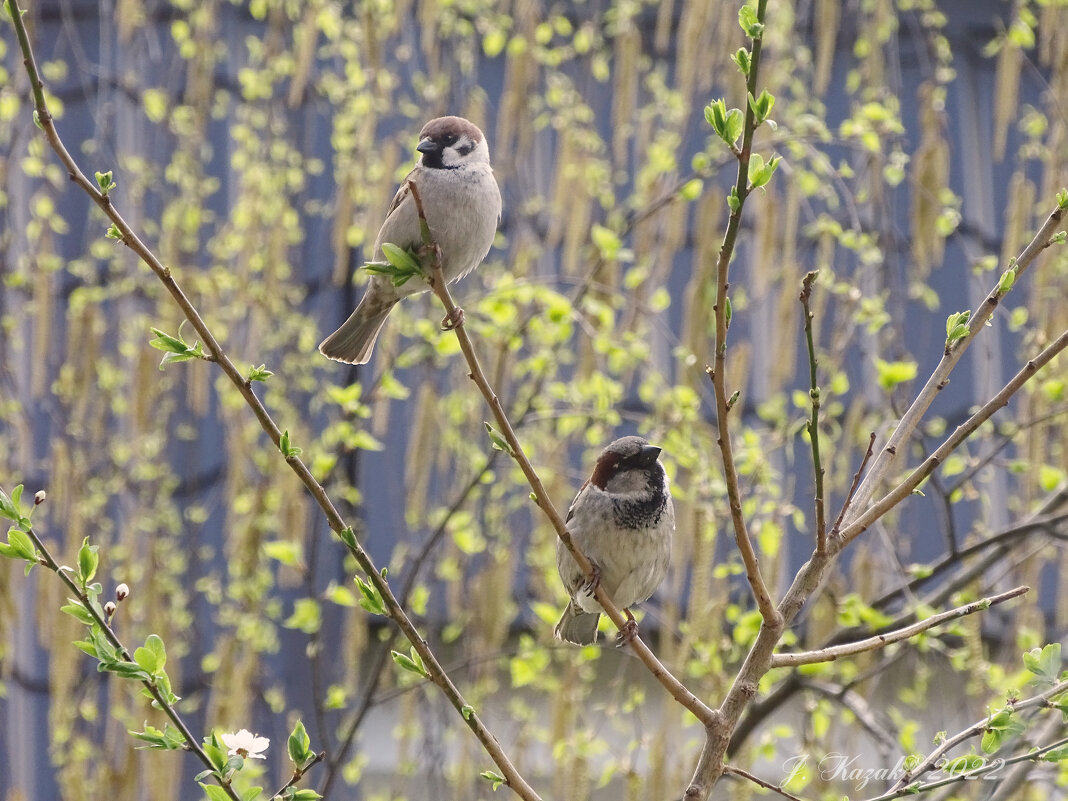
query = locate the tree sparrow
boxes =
[319,116,502,364]
[555,436,675,645]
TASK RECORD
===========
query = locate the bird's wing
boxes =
[565,479,590,524]
[383,170,415,219]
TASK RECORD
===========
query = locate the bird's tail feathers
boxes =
[319,296,395,365]
[554,601,601,645]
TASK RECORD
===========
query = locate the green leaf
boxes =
[246,364,273,382]
[279,430,302,459]
[288,720,311,765]
[354,575,387,616]
[146,634,166,669]
[158,348,203,368]
[148,328,205,369]
[202,735,228,771]
[148,328,188,354]
[0,484,22,522]
[483,422,515,456]
[153,670,180,705]
[78,537,99,584]
[479,770,506,790]
[88,626,119,662]
[129,729,167,749]
[380,242,422,273]
[200,784,232,801]
[105,223,124,240]
[291,791,322,801]
[944,310,971,349]
[461,704,475,721]
[1022,643,1061,684]
[731,47,751,75]
[704,99,726,134]
[590,224,622,260]
[1038,464,1066,491]
[102,660,150,680]
[998,266,1017,293]
[391,647,428,678]
[94,170,116,194]
[679,178,703,201]
[263,540,303,567]
[131,723,187,751]
[723,108,744,147]
[981,707,1026,753]
[133,646,159,675]
[0,488,34,543]
[706,101,743,148]
[945,310,972,338]
[61,601,95,625]
[748,89,775,123]
[338,526,357,550]
[944,753,985,774]
[1056,188,1068,209]
[1042,744,1068,762]
[283,598,321,634]
[748,153,782,189]
[738,5,764,38]
[240,787,262,801]
[73,639,99,658]
[5,528,36,562]
[727,186,741,213]
[874,358,918,391]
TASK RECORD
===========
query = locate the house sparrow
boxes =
[555,436,675,645]
[319,116,502,364]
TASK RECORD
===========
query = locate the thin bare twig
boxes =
[830,433,877,537]
[770,586,1029,667]
[800,271,827,552]
[945,403,1068,497]
[843,202,1066,523]
[868,488,1068,612]
[270,751,325,800]
[837,328,1068,548]
[724,764,806,801]
[801,679,899,755]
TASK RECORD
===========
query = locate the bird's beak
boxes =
[416,138,438,155]
[640,445,662,465]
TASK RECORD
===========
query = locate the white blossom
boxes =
[221,729,269,759]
